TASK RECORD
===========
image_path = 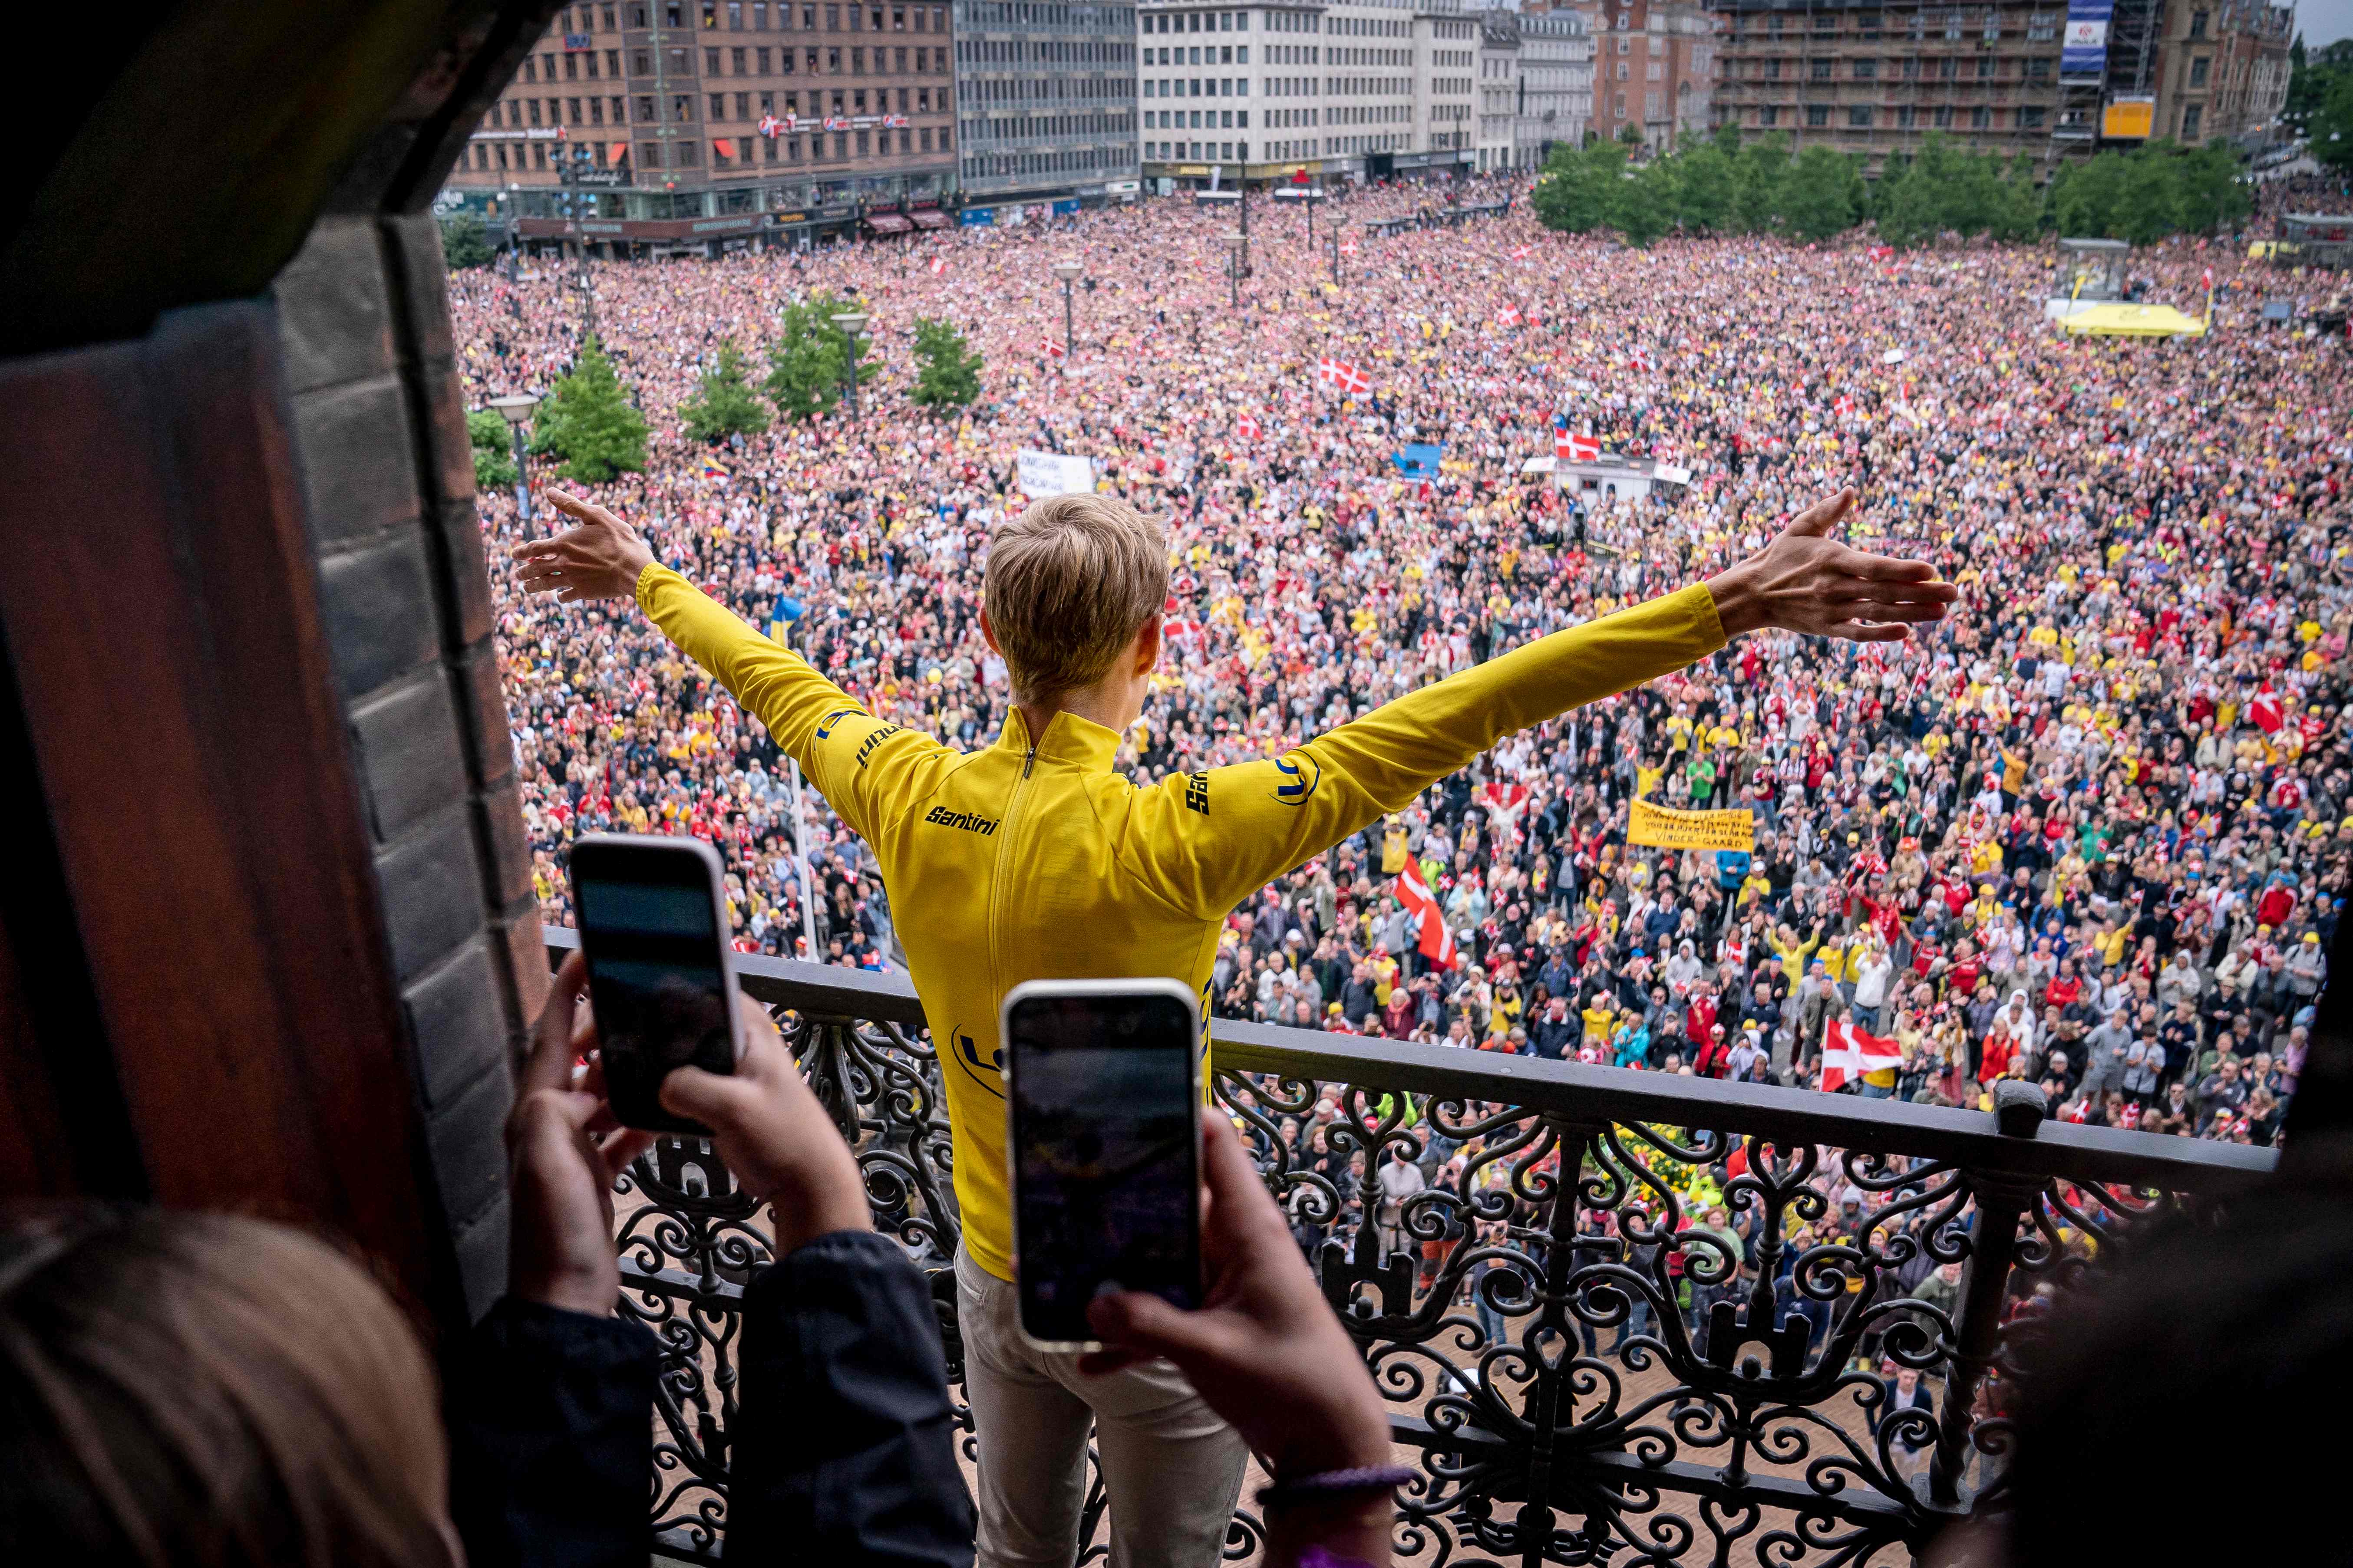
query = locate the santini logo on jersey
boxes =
[925,806,1000,835]
[814,707,863,741]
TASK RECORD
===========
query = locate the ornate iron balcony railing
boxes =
[542,932,2277,1566]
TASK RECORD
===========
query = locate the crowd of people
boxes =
[459,174,2348,1156]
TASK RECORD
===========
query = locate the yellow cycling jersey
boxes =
[637,563,1726,1280]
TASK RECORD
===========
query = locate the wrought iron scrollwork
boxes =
[565,940,2274,1567]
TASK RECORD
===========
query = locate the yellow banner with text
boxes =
[1627,800,1756,853]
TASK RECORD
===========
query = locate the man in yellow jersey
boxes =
[515,484,1954,1568]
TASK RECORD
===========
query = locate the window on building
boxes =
[2026,56,2051,80]
[706,46,721,70]
[2021,105,2046,127]
[1938,56,1958,79]
[1853,58,1876,79]
[1760,104,1779,125]
[1848,105,1871,126]
[1806,102,1829,125]
[1810,56,1832,79]
[2190,56,2210,87]
[1970,105,1990,127]
[1976,56,1995,78]
[2028,12,2056,41]
[2190,10,2210,39]
[1895,105,1914,126]
[2182,103,2203,136]
[710,93,725,116]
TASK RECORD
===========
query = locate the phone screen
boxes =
[574,852,735,1134]
[1007,992,1201,1346]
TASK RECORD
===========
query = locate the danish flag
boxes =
[2201,265,2215,291]
[1238,410,1263,441]
[1496,306,1521,327]
[1340,240,1360,256]
[929,254,947,274]
[1833,394,1856,419]
[1394,855,1457,971]
[1629,347,1655,373]
[1558,430,1600,463]
[1509,244,1531,260]
[1040,338,1066,359]
[2250,682,2284,735]
[1316,357,1371,395]
[1822,1019,1903,1093]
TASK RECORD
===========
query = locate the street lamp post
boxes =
[1051,257,1082,358]
[771,614,824,965]
[1223,231,1244,310]
[829,308,869,415]
[1330,219,1348,285]
[487,392,540,521]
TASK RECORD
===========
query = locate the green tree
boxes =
[909,316,984,410]
[764,291,858,420]
[1674,137,1737,234]
[1733,133,1791,234]
[1778,146,1857,243]
[1873,152,1941,248]
[2308,68,2353,170]
[2176,142,2253,232]
[1987,155,2047,242]
[1618,122,1645,145]
[438,212,495,270]
[1614,157,1677,246]
[528,334,648,483]
[468,408,516,492]
[681,338,772,442]
[2048,150,2128,237]
[2114,146,2185,244]
[1531,138,1626,233]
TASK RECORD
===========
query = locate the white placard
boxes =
[1016,449,1097,496]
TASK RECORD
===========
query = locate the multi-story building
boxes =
[952,0,1142,208]
[1135,1,1475,188]
[2145,0,2293,145]
[1708,0,2066,163]
[1571,0,1711,151]
[1475,9,1525,170]
[1515,5,1596,163]
[446,0,959,254]
[1414,1,1483,171]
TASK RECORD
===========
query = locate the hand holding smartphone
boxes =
[1003,979,1205,1353]
[569,833,743,1133]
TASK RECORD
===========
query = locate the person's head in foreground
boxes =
[0,1205,454,1568]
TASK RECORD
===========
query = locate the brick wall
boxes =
[273,216,540,1319]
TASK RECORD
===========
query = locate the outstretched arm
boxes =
[1121,489,1956,917]
[512,491,951,840]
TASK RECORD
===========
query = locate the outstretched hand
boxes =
[1704,488,1959,642]
[509,489,656,603]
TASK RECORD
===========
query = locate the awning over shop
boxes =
[909,208,950,230]
[865,211,913,234]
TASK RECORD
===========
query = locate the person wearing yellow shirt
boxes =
[2000,745,2029,799]
[1665,708,1695,753]
[1771,923,1822,985]
[1381,817,1410,874]
[1636,760,1667,799]
[513,484,1952,1568]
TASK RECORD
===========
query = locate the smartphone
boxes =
[1003,978,1205,1352]
[569,833,743,1134]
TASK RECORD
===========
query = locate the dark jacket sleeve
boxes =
[724,1229,976,1567]
[447,1297,662,1568]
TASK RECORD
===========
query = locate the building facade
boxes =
[2148,0,2293,146]
[446,0,961,251]
[1708,0,2068,162]
[1135,0,1477,188]
[1476,10,1525,169]
[1515,6,1596,163]
[1570,0,1711,152]
[952,0,1142,204]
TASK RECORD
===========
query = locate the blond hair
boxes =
[983,494,1168,704]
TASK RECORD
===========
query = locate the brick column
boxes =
[273,215,539,1319]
